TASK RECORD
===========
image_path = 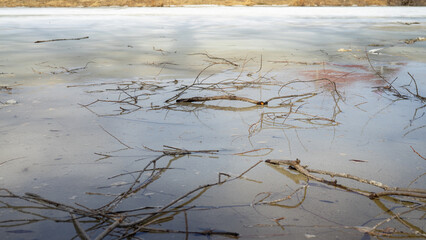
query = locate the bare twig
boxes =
[143,145,218,155]
[410,146,426,160]
[99,125,132,149]
[405,72,426,101]
[233,148,273,156]
[365,51,403,97]
[189,52,238,66]
[34,36,89,43]
[165,63,218,103]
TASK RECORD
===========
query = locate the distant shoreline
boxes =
[1,0,425,7]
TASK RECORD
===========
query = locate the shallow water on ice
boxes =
[0,6,425,240]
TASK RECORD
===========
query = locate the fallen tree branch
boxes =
[177,95,264,105]
[265,159,426,199]
[176,92,317,106]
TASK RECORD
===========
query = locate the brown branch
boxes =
[369,191,426,199]
[34,36,89,43]
[176,95,264,105]
[176,92,317,106]
[265,159,370,197]
[265,159,426,199]
[410,146,426,160]
[306,168,393,190]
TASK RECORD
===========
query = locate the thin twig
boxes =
[34,36,89,43]
[99,125,132,149]
[410,146,426,160]
[365,51,403,97]
[189,52,238,66]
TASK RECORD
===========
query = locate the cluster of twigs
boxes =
[32,61,93,75]
[264,159,426,238]
[74,53,344,138]
[0,146,261,239]
[159,54,344,137]
[73,80,165,116]
[366,51,426,136]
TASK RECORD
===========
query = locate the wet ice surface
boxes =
[0,6,425,239]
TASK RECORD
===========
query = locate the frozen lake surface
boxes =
[0,6,425,239]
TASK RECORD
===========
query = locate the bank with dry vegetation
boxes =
[0,0,425,7]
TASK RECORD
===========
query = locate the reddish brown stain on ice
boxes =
[300,62,403,86]
[301,68,379,85]
[330,63,371,72]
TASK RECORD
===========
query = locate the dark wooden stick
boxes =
[34,36,89,43]
[176,92,317,105]
[177,95,264,105]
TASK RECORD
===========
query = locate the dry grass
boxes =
[1,0,423,7]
